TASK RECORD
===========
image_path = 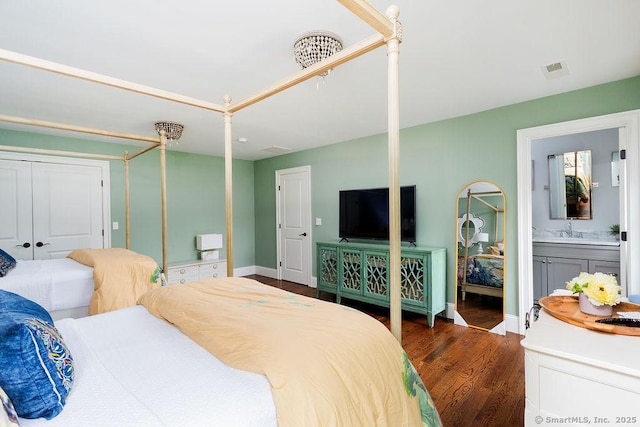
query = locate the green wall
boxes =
[3,76,639,316]
[253,76,640,316]
[0,130,255,267]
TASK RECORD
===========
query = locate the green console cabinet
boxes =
[317,242,446,327]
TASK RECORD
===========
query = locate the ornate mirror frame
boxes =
[457,212,485,248]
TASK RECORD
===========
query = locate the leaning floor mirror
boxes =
[454,181,506,335]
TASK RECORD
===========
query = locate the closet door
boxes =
[0,159,33,260]
[31,162,104,259]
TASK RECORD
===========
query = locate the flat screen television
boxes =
[339,185,416,243]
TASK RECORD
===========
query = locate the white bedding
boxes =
[20,306,277,427]
[0,259,93,315]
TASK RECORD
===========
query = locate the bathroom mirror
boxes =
[548,150,592,219]
[454,181,506,335]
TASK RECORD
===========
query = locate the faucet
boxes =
[567,219,573,238]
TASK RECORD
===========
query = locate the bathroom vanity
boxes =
[532,240,620,301]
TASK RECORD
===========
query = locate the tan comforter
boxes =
[138,277,441,427]
[68,248,162,315]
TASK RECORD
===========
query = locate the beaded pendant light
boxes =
[154,121,184,142]
[293,31,343,77]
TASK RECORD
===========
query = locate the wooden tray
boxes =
[539,295,640,336]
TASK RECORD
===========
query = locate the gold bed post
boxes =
[159,131,169,275]
[386,5,403,342]
[124,151,131,249]
[223,95,234,277]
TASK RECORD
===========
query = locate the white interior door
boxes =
[32,162,104,259]
[0,159,33,259]
[277,166,311,285]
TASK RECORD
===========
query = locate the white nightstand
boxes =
[166,259,227,285]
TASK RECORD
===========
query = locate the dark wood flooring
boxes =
[456,290,504,331]
[246,274,525,427]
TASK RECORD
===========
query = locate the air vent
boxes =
[542,60,569,80]
[262,146,292,154]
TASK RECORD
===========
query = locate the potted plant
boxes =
[609,224,620,240]
[566,272,621,316]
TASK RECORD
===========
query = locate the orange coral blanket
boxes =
[68,248,162,315]
[138,278,441,427]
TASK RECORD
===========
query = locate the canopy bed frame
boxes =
[0,0,407,340]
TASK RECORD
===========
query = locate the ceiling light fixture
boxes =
[293,31,343,78]
[154,121,184,142]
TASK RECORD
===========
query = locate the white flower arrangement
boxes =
[566,272,621,306]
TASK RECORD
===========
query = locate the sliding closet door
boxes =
[0,159,33,260]
[31,162,104,259]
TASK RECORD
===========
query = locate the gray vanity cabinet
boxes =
[532,242,620,302]
[533,255,588,301]
[588,259,621,279]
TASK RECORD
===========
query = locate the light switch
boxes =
[112,222,119,230]
[315,217,322,226]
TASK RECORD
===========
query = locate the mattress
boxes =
[0,259,93,313]
[19,305,277,427]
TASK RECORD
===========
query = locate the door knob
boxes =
[299,232,307,237]
[16,242,31,248]
[36,242,51,247]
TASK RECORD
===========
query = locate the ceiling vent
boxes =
[542,61,569,80]
[262,146,292,154]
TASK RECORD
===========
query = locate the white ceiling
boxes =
[0,0,639,160]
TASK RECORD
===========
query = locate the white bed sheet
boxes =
[0,259,93,313]
[20,306,277,427]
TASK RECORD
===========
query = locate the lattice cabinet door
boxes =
[339,248,363,296]
[363,250,389,301]
[317,245,338,293]
[400,253,427,306]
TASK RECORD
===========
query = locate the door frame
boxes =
[516,110,639,334]
[275,165,312,285]
[0,150,111,248]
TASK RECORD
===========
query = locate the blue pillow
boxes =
[0,249,16,277]
[0,290,74,419]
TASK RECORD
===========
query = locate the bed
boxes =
[0,258,93,320]
[0,5,420,420]
[1,277,442,426]
[0,248,163,320]
[458,254,504,299]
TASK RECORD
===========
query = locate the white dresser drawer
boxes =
[167,265,199,285]
[199,261,227,279]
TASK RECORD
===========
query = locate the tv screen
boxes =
[339,186,416,243]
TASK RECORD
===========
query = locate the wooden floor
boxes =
[456,290,504,331]
[247,275,525,427]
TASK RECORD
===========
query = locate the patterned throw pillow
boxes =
[0,249,17,277]
[0,290,74,419]
[0,385,20,426]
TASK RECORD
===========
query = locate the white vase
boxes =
[578,292,612,316]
